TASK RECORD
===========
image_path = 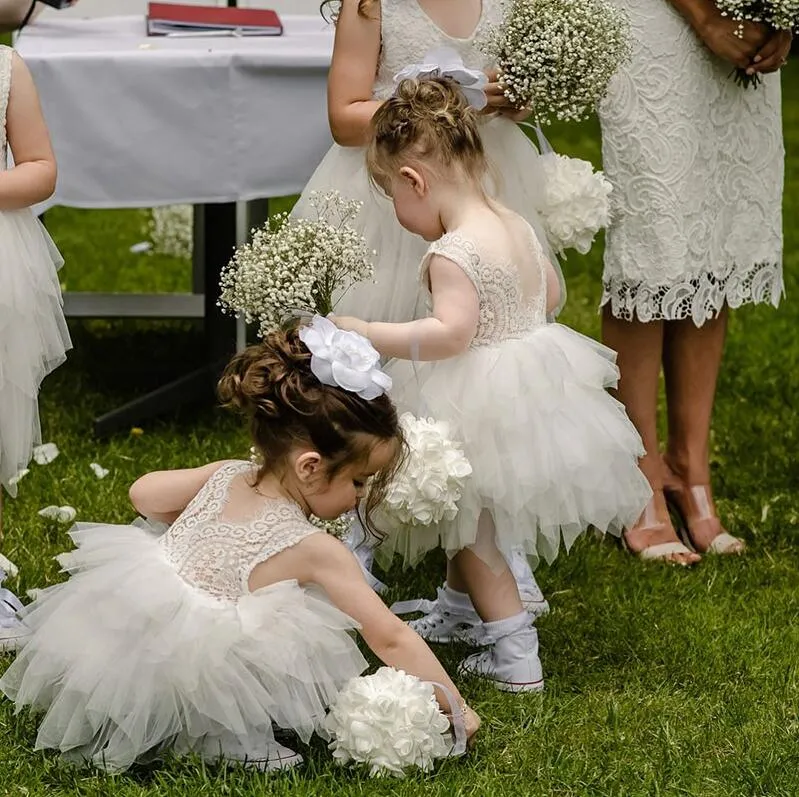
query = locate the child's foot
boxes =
[508,547,550,619]
[392,583,482,644]
[0,566,26,653]
[458,612,544,693]
[239,742,303,772]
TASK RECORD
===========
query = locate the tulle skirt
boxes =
[292,116,563,324]
[0,521,367,772]
[0,209,71,496]
[375,324,652,569]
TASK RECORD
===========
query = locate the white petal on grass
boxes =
[8,468,29,487]
[38,505,76,524]
[32,443,59,465]
[90,462,109,479]
[129,241,153,254]
[0,554,19,578]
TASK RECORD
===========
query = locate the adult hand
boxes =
[749,28,793,75]
[696,13,770,68]
[483,68,533,121]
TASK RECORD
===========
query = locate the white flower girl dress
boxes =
[377,212,653,569]
[0,45,71,495]
[0,461,367,772]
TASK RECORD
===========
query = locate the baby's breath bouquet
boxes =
[480,0,632,125]
[219,191,374,337]
[147,204,193,260]
[715,0,798,87]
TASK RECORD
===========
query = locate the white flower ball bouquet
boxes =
[218,191,375,337]
[325,667,462,777]
[383,413,472,528]
[538,151,613,257]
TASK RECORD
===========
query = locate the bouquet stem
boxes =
[731,67,762,89]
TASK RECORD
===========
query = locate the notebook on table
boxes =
[146,3,283,36]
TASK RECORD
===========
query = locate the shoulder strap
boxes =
[421,233,482,293]
[0,47,13,145]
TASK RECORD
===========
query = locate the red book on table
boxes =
[146,3,283,36]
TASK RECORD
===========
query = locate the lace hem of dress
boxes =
[600,260,783,326]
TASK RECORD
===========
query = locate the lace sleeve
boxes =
[421,234,482,295]
[0,46,12,143]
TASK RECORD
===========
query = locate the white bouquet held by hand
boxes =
[325,667,455,777]
[218,191,374,337]
[480,0,632,125]
[383,413,472,527]
[539,152,613,256]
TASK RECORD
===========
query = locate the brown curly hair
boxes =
[217,324,404,532]
[366,77,487,193]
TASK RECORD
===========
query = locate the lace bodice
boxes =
[423,221,549,346]
[0,46,11,170]
[372,0,503,100]
[160,461,318,603]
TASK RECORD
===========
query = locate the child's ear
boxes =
[399,166,426,197]
[294,451,323,484]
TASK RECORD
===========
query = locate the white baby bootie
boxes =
[200,731,303,772]
[343,516,387,594]
[392,582,482,644]
[508,546,550,619]
[0,561,27,653]
[458,610,544,693]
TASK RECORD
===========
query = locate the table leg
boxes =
[92,202,238,437]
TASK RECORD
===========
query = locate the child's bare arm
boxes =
[250,533,480,740]
[128,461,234,524]
[1,53,57,209]
[333,256,480,360]
[327,0,383,146]
[545,259,562,314]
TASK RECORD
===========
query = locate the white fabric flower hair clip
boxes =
[298,315,392,401]
[393,47,488,110]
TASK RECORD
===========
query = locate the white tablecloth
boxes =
[15,15,334,210]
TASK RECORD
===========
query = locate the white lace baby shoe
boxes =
[458,611,544,693]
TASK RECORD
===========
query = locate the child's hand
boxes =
[329,314,370,337]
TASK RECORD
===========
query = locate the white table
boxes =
[16,14,334,209]
[14,14,335,434]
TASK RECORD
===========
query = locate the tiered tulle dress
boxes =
[377,212,653,569]
[0,45,71,496]
[292,0,563,324]
[0,461,367,772]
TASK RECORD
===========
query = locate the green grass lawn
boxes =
[0,66,798,796]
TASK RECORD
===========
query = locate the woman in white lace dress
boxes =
[598,0,791,564]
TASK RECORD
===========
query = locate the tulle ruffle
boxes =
[0,209,71,496]
[0,521,366,772]
[375,324,652,569]
[292,116,564,325]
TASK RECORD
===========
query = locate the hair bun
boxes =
[217,327,314,420]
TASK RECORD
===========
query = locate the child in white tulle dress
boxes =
[332,77,652,692]
[296,0,557,615]
[0,325,479,772]
[0,45,70,500]
[0,44,71,650]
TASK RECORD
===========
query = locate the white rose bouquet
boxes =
[714,0,798,87]
[325,667,457,777]
[538,151,613,256]
[218,191,374,337]
[381,413,472,528]
[479,0,632,125]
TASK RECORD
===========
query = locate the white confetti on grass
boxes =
[32,443,59,465]
[38,505,76,524]
[90,463,109,479]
